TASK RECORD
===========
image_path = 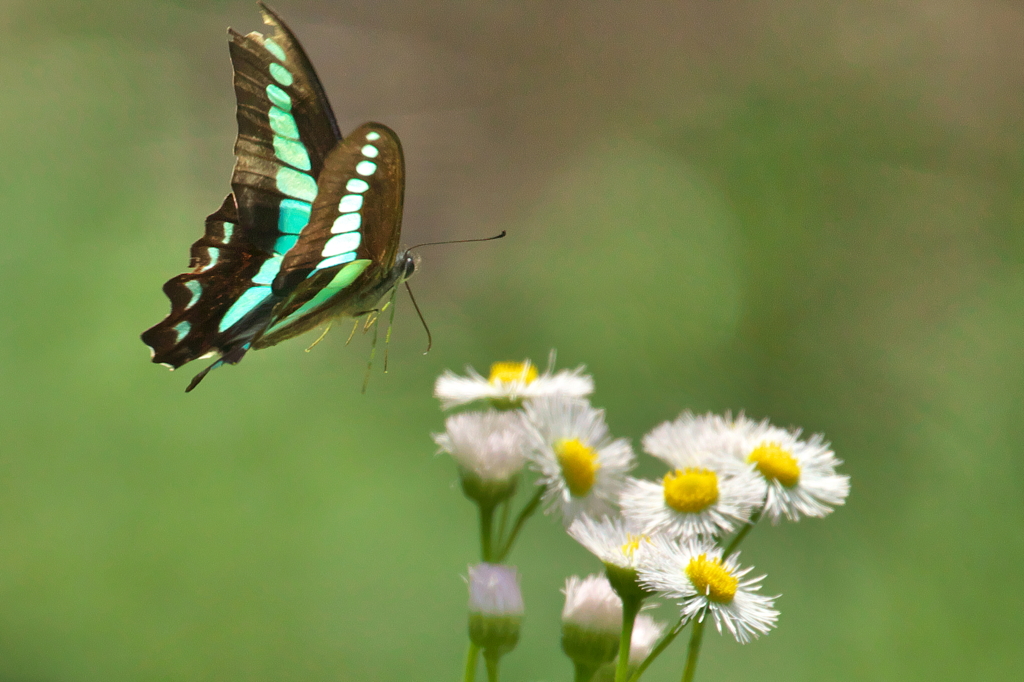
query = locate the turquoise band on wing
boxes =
[264,37,287,62]
[338,194,363,213]
[266,84,291,111]
[276,167,317,202]
[268,259,372,334]
[219,285,272,332]
[322,232,361,258]
[252,255,284,285]
[331,213,361,234]
[278,199,311,234]
[173,321,191,343]
[269,63,293,87]
[273,134,311,170]
[346,178,369,193]
[184,280,202,309]
[201,247,220,272]
[269,107,300,139]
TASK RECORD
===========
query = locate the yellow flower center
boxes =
[620,533,648,559]
[685,554,738,603]
[556,438,600,497]
[663,468,719,513]
[748,441,801,487]
[488,361,537,385]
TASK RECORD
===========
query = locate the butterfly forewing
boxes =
[228,3,341,255]
[143,3,345,370]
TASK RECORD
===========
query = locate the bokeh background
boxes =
[2,0,1023,680]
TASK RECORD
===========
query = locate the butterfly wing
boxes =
[256,122,406,347]
[142,3,345,376]
[141,194,280,368]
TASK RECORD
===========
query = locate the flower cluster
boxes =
[433,358,636,525]
[432,356,850,682]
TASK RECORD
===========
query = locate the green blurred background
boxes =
[2,0,1023,680]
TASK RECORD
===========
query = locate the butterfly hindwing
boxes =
[141,194,281,368]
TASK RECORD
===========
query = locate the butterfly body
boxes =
[142,3,412,391]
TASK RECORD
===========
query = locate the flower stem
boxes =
[496,498,511,548]
[463,643,480,682]
[479,503,495,562]
[494,486,544,562]
[573,661,599,682]
[484,653,501,682]
[722,506,763,557]
[614,596,642,682]
[627,616,687,682]
[680,618,706,682]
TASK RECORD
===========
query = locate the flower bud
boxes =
[467,563,524,658]
[435,411,527,506]
[560,575,621,670]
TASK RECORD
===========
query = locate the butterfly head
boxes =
[398,250,419,283]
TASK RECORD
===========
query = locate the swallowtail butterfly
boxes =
[142,3,414,391]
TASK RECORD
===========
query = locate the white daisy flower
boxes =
[628,614,666,665]
[732,416,850,523]
[642,411,753,463]
[434,357,593,410]
[567,514,650,572]
[433,410,527,504]
[619,417,765,538]
[523,397,635,523]
[567,514,655,601]
[638,536,778,644]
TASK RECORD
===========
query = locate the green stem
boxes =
[496,498,512,550]
[680,617,706,682]
[626,616,687,682]
[479,503,495,562]
[614,597,643,682]
[493,486,544,562]
[573,661,599,682]
[463,643,480,682]
[722,506,763,557]
[484,653,500,682]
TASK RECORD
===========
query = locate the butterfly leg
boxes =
[382,285,400,373]
[345,319,360,346]
[361,312,381,393]
[304,320,334,352]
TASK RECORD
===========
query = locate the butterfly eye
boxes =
[402,253,417,280]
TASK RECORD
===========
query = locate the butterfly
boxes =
[141,3,416,392]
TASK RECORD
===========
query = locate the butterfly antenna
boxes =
[383,284,400,373]
[405,281,432,354]
[407,230,506,251]
[304,320,333,352]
